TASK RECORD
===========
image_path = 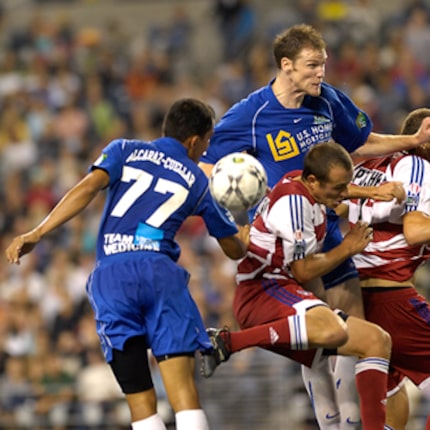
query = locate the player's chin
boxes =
[308,84,321,96]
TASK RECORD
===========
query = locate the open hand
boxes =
[415,116,430,146]
[5,230,40,264]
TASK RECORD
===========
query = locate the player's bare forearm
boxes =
[290,222,373,283]
[217,230,248,260]
[347,182,405,203]
[352,119,430,157]
[403,211,430,246]
[5,170,109,264]
[352,133,419,157]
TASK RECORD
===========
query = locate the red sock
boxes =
[227,319,291,353]
[355,358,389,430]
[426,414,430,430]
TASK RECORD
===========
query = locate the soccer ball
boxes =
[209,153,268,211]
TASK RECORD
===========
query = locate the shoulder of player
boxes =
[318,82,346,101]
[227,85,272,115]
[271,178,315,206]
[390,152,430,172]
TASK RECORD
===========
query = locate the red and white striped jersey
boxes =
[348,154,430,282]
[237,177,327,284]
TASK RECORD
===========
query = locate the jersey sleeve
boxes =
[200,101,254,164]
[194,187,239,239]
[90,138,125,183]
[324,84,373,152]
[392,155,430,216]
[265,194,319,263]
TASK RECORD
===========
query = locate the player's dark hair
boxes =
[400,107,430,135]
[302,141,353,183]
[401,107,430,161]
[273,24,326,68]
[162,98,215,142]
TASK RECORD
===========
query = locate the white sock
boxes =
[175,409,209,430]
[132,413,167,429]
[334,356,361,429]
[301,355,340,429]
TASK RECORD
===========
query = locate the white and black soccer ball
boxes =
[209,152,268,211]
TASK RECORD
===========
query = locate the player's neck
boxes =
[272,75,305,109]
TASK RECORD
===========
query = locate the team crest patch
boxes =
[408,183,421,194]
[293,230,306,256]
[356,112,367,129]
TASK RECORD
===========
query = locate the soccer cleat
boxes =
[200,351,218,378]
[200,327,231,378]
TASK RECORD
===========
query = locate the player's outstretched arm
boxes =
[289,222,373,284]
[352,117,430,157]
[5,169,109,264]
[403,211,430,246]
[217,224,249,260]
[347,181,405,204]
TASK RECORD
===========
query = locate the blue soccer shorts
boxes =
[321,209,359,290]
[85,252,212,362]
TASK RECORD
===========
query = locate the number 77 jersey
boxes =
[90,137,238,263]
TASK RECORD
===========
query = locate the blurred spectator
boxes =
[0,356,34,425]
[404,5,430,69]
[32,353,75,429]
[75,347,125,428]
[212,0,256,62]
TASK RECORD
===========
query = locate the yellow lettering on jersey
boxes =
[266,131,300,161]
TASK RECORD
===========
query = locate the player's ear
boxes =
[281,56,293,73]
[306,174,319,190]
[186,135,201,161]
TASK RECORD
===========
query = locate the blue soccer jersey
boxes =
[201,81,372,189]
[86,137,239,361]
[90,137,238,263]
[201,80,371,289]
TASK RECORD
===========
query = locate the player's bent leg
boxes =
[126,392,167,430]
[157,355,209,430]
[337,317,391,430]
[302,356,340,430]
[157,355,201,411]
[325,278,364,429]
[337,316,391,359]
[109,336,166,428]
[304,306,351,429]
[318,212,365,429]
[305,305,349,349]
[334,355,360,430]
[386,385,409,430]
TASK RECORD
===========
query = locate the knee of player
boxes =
[307,307,349,348]
[364,324,392,359]
[321,323,349,348]
[312,314,348,348]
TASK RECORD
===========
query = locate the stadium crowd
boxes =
[0,0,429,428]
